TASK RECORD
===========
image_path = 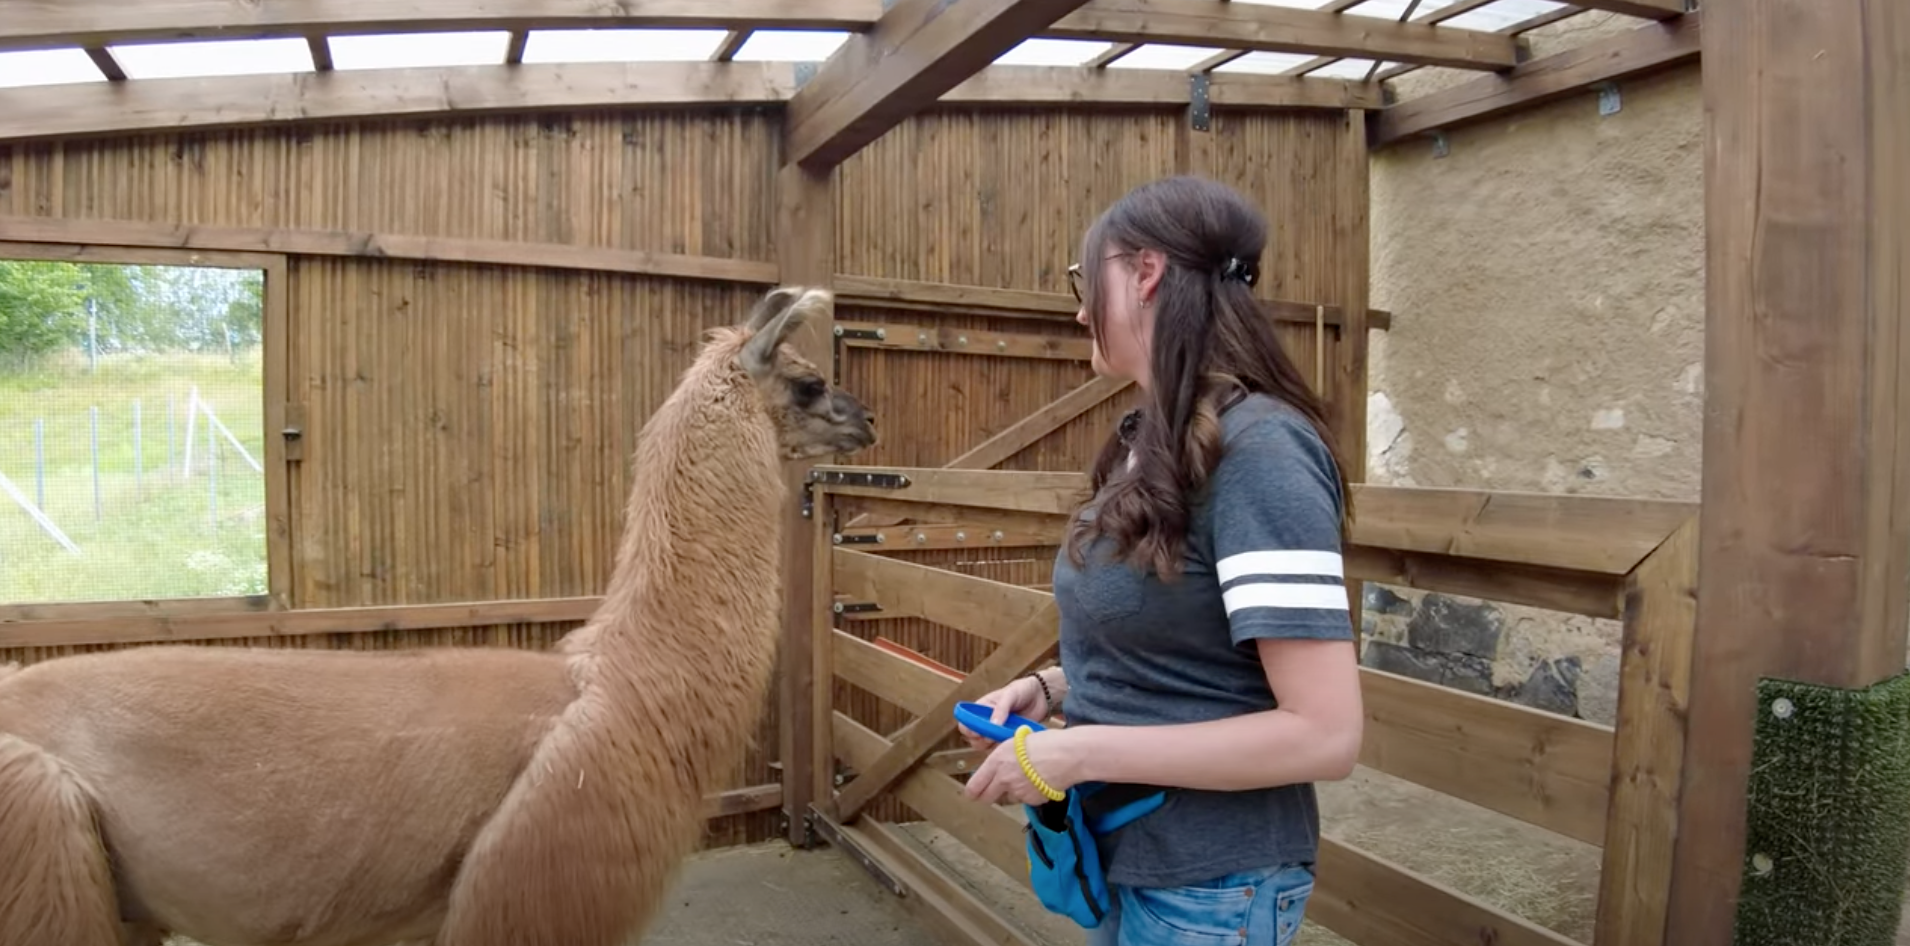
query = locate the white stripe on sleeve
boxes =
[1222,581,1351,614]
[1216,550,1344,584]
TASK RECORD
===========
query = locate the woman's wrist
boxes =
[1031,666,1068,712]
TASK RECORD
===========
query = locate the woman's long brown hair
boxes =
[1066,175,1354,579]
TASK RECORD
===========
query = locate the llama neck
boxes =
[576,347,789,789]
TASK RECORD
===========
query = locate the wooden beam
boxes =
[0,61,802,145]
[835,321,1091,361]
[502,30,528,65]
[832,548,1054,644]
[83,46,126,81]
[774,158,838,845]
[1361,668,1614,846]
[711,30,753,62]
[938,64,1382,109]
[1369,12,1701,148]
[1047,0,1521,71]
[0,0,881,52]
[1668,0,1910,941]
[1595,517,1697,946]
[307,35,335,70]
[829,597,1060,822]
[1311,836,1580,946]
[814,466,1698,575]
[784,0,1095,169]
[945,374,1132,470]
[0,214,778,286]
[0,61,1389,146]
[837,274,1391,329]
[1578,0,1688,18]
[0,595,599,649]
[700,782,785,819]
[1345,545,1625,619]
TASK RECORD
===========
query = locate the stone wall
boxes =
[1359,12,1704,727]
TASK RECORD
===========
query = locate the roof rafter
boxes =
[0,60,1374,145]
[1045,0,1521,71]
[0,0,883,53]
[1370,10,1701,148]
[783,0,1095,170]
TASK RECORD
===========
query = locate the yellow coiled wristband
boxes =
[1013,724,1067,802]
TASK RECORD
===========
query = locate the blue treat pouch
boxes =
[1021,782,1167,929]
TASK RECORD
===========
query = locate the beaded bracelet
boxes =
[1013,725,1067,802]
[1024,669,1055,716]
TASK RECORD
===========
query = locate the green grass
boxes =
[0,348,269,605]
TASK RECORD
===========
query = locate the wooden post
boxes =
[1668,0,1910,941]
[775,159,837,847]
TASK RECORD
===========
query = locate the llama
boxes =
[0,286,875,946]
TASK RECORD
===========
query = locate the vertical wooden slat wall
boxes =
[0,101,1367,848]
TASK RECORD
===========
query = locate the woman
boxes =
[957,175,1364,946]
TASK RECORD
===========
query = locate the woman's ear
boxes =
[1133,248,1168,304]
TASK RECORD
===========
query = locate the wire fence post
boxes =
[134,398,143,499]
[90,405,101,522]
[207,405,218,530]
[33,418,45,510]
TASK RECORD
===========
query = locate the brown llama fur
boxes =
[0,287,874,946]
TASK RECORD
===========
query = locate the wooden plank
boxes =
[0,0,881,51]
[700,783,785,819]
[946,375,1133,470]
[833,712,1029,882]
[1348,484,1696,577]
[0,214,779,286]
[938,65,1382,109]
[1578,0,1687,17]
[835,321,1092,362]
[0,594,274,626]
[834,496,1072,540]
[0,61,805,145]
[833,629,954,716]
[829,816,1041,946]
[775,159,838,843]
[817,467,1695,575]
[1359,668,1615,847]
[82,46,125,81]
[836,522,1064,551]
[837,274,1392,330]
[1595,517,1696,946]
[1345,545,1625,619]
[1668,0,1910,941]
[0,596,600,648]
[832,548,1053,645]
[815,467,1087,517]
[784,0,1095,169]
[829,597,1060,821]
[1310,836,1580,946]
[1048,0,1520,71]
[261,255,295,609]
[1370,12,1702,148]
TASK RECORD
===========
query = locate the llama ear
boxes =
[744,285,803,333]
[741,288,832,380]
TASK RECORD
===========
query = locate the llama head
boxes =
[739,286,878,460]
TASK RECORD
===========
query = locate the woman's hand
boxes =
[963,728,1086,806]
[955,671,1055,752]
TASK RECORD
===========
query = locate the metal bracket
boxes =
[832,325,886,341]
[1594,82,1621,116]
[1430,131,1449,159]
[807,468,913,490]
[793,61,820,88]
[805,807,906,897]
[1188,73,1212,132]
[832,531,885,546]
[832,600,882,615]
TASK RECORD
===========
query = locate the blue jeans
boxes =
[1084,863,1315,946]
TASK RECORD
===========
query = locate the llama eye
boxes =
[794,378,827,403]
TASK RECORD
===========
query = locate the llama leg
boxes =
[0,735,124,946]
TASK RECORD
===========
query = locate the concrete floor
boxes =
[640,840,933,946]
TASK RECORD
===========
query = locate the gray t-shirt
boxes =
[1052,392,1353,888]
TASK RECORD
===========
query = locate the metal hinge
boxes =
[807,469,912,490]
[805,807,905,897]
[1188,73,1212,132]
[832,600,882,615]
[832,325,886,341]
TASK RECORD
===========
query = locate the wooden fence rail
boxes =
[800,465,1700,946]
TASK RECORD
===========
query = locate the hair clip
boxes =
[1221,257,1259,287]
